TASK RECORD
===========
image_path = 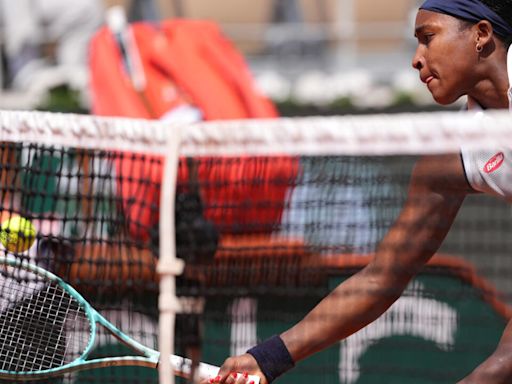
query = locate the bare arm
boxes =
[215,153,472,383]
[282,153,471,361]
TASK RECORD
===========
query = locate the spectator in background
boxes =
[0,0,103,90]
[104,0,160,22]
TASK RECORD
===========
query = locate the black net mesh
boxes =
[0,111,510,384]
[0,143,160,383]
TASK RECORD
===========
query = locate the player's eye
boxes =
[423,33,434,44]
[415,32,434,46]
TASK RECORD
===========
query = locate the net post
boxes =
[158,126,183,384]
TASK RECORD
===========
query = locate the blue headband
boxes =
[420,0,512,38]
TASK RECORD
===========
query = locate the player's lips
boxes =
[421,75,435,84]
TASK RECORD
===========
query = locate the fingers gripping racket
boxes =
[0,256,259,382]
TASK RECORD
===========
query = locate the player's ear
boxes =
[474,20,495,49]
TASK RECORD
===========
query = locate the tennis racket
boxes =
[0,255,259,382]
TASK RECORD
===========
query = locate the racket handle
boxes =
[170,355,260,383]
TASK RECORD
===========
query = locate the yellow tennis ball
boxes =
[0,216,37,253]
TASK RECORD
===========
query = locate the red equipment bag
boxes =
[89,19,298,242]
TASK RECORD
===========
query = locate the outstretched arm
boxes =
[214,153,472,384]
[282,153,470,362]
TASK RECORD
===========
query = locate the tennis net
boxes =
[0,111,178,384]
[0,109,511,384]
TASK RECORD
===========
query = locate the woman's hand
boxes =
[200,353,267,384]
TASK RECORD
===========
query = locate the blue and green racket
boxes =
[0,255,259,382]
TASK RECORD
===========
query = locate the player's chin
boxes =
[430,90,459,105]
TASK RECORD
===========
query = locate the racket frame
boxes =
[0,256,220,381]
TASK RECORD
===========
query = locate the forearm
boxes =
[282,156,468,363]
[281,263,407,362]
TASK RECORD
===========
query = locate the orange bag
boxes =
[89,19,297,242]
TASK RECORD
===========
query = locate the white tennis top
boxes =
[460,46,512,202]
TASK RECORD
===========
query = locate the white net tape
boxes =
[0,111,512,156]
[0,109,511,156]
[179,111,512,156]
[0,110,170,154]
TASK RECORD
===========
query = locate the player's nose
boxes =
[412,46,425,71]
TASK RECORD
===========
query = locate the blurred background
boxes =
[0,0,459,115]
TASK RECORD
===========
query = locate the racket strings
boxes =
[0,267,91,373]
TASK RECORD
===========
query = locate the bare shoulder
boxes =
[410,153,474,194]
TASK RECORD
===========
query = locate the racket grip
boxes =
[170,355,260,383]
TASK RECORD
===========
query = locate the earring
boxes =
[476,44,483,52]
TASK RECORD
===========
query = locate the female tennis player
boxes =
[208,1,512,383]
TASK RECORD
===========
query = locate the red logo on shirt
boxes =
[483,152,504,174]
